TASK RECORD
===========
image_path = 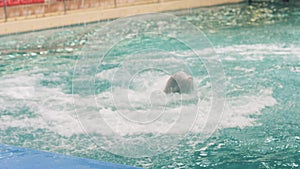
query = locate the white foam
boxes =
[233,66,256,73]
[0,45,281,137]
[216,44,300,61]
[0,73,83,137]
[219,88,277,129]
[290,66,300,73]
[84,72,277,135]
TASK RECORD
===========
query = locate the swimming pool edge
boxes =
[0,0,245,36]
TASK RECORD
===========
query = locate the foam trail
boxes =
[0,44,283,137]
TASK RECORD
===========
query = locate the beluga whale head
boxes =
[164,71,194,94]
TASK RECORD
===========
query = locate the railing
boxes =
[0,0,178,22]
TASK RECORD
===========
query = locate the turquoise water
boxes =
[0,2,299,168]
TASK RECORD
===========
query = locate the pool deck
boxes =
[0,0,244,35]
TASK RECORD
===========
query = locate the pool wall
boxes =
[0,144,141,169]
[0,0,245,35]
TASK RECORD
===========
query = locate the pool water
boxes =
[0,2,299,168]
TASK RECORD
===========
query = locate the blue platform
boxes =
[0,144,139,169]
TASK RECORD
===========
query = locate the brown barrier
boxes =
[0,0,246,35]
[0,0,189,22]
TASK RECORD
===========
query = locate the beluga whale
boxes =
[164,71,194,94]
